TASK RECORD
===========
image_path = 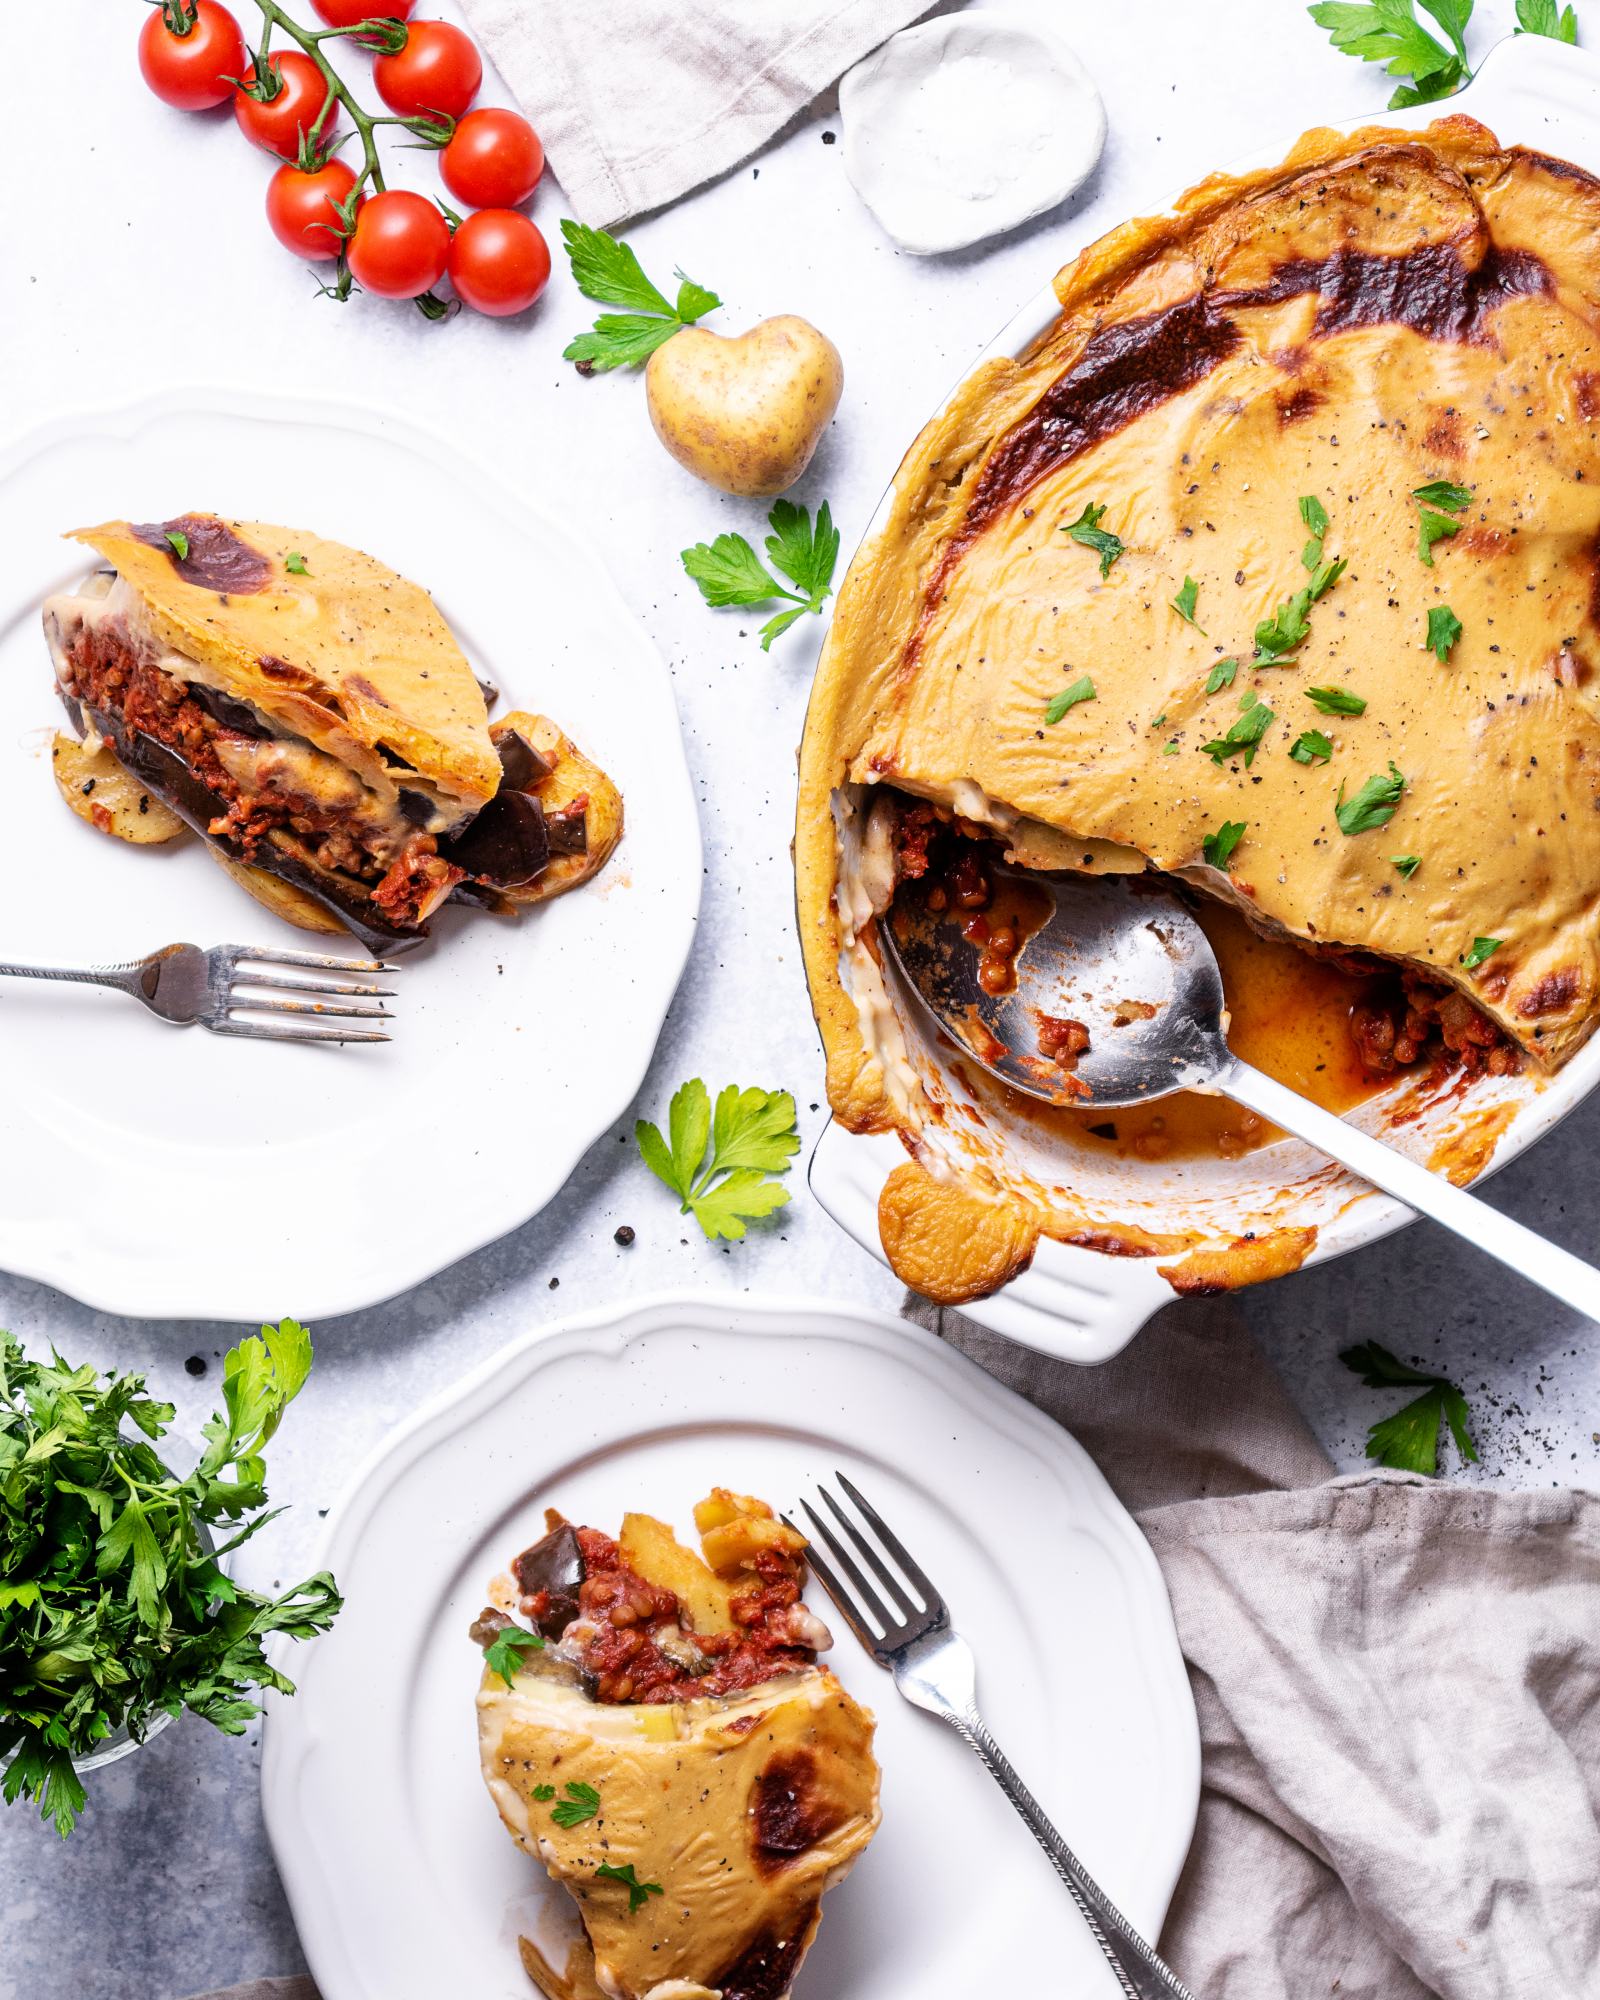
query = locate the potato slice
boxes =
[700,1514,806,1578]
[491,711,622,905]
[51,731,185,845]
[692,1488,772,1537]
[207,846,349,936]
[618,1512,736,1635]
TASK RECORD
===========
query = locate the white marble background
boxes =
[4,2,1598,1993]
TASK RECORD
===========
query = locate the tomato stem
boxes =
[244,2,424,195]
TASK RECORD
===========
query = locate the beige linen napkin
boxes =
[186,1297,1600,2000]
[452,0,937,228]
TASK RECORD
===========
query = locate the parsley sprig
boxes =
[1062,502,1125,578]
[1340,1341,1479,1475]
[596,1860,664,1913]
[484,1625,544,1688]
[1045,676,1096,724]
[0,1321,340,1837]
[1461,935,1504,971]
[1200,692,1275,767]
[1308,0,1576,111]
[681,500,840,651]
[561,222,722,372]
[636,1080,799,1240]
[552,1779,602,1828]
[1412,480,1473,568]
[1202,821,1247,870]
[1336,762,1406,834]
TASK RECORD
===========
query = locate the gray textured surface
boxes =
[4,2,1597,1995]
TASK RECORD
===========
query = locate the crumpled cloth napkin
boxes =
[453,0,936,228]
[186,1298,1600,2000]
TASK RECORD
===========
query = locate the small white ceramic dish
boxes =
[0,391,701,1322]
[259,1292,1200,2000]
[841,14,1106,255]
[809,33,1600,1365]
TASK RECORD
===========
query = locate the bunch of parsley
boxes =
[637,1080,799,1239]
[1308,0,1576,108]
[0,1319,341,1837]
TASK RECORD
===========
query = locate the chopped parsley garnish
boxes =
[596,1862,664,1913]
[1425,605,1462,662]
[681,499,839,650]
[1411,480,1473,568]
[1299,494,1330,540]
[1461,935,1504,970]
[164,529,190,561]
[636,1079,799,1240]
[1062,502,1125,578]
[1306,684,1367,716]
[531,1784,556,1801]
[1200,695,1274,767]
[285,551,309,576]
[1202,821,1246,869]
[484,1625,545,1688]
[1391,854,1422,878]
[1340,1342,1478,1477]
[1335,762,1406,834]
[1251,587,1312,666]
[1289,729,1333,765]
[561,220,721,371]
[1205,656,1239,694]
[1171,575,1204,630]
[551,1780,602,1828]
[1045,676,1097,723]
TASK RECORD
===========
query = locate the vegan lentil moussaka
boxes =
[797,116,1600,1304]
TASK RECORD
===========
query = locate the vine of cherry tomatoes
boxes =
[137,0,551,319]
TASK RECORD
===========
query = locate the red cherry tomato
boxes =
[234,53,336,161]
[448,210,551,318]
[347,190,452,298]
[266,159,359,262]
[311,0,415,23]
[373,21,482,121]
[440,108,544,209]
[138,1,247,112]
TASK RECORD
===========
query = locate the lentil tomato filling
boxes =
[55,604,460,930]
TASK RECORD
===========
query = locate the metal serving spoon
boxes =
[882,863,1600,1322]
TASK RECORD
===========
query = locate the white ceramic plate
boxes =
[0,390,700,1322]
[260,1292,1200,2000]
[808,33,1600,1366]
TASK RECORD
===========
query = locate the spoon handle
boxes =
[1221,1058,1600,1325]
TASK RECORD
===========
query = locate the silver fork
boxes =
[0,942,397,1045]
[793,1474,1198,2000]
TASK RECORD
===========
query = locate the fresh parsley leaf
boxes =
[1299,495,1330,540]
[1425,604,1463,662]
[1202,821,1246,869]
[1516,0,1578,40]
[1335,762,1406,834]
[1412,479,1474,512]
[284,551,309,576]
[1290,729,1334,765]
[1307,684,1367,716]
[596,1861,664,1913]
[552,1780,602,1828]
[1045,676,1097,724]
[484,1625,545,1689]
[1460,935,1504,970]
[1416,510,1460,566]
[0,1322,339,1837]
[1391,853,1422,878]
[1171,576,1205,631]
[531,1783,556,1801]
[1308,1,1469,109]
[636,1080,799,1241]
[1388,53,1469,106]
[1063,502,1125,578]
[1205,657,1239,695]
[1252,587,1313,666]
[1411,481,1472,568]
[560,221,720,372]
[1339,1341,1479,1475]
[681,501,839,651]
[1307,554,1348,601]
[165,530,190,562]
[1200,699,1275,767]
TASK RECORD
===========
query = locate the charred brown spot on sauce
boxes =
[258,654,347,717]
[1553,646,1591,687]
[1573,371,1600,423]
[750,1750,839,1871]
[1423,407,1466,458]
[1518,968,1578,1017]
[131,516,271,596]
[346,673,390,708]
[725,1711,765,1738]
[715,1924,813,2000]
[1276,384,1322,427]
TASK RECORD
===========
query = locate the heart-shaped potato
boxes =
[645,315,843,497]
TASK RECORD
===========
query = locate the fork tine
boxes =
[799,1496,896,1633]
[229,996,393,1022]
[784,1514,885,1654]
[224,944,402,974]
[228,971,397,999]
[211,1018,391,1046]
[818,1485,922,1619]
[836,1471,939,1609]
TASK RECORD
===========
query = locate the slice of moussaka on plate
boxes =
[42,516,620,952]
[474,1489,880,2000]
[797,115,1600,1305]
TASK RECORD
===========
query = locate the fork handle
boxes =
[943,1708,1198,2000]
[0,960,142,992]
